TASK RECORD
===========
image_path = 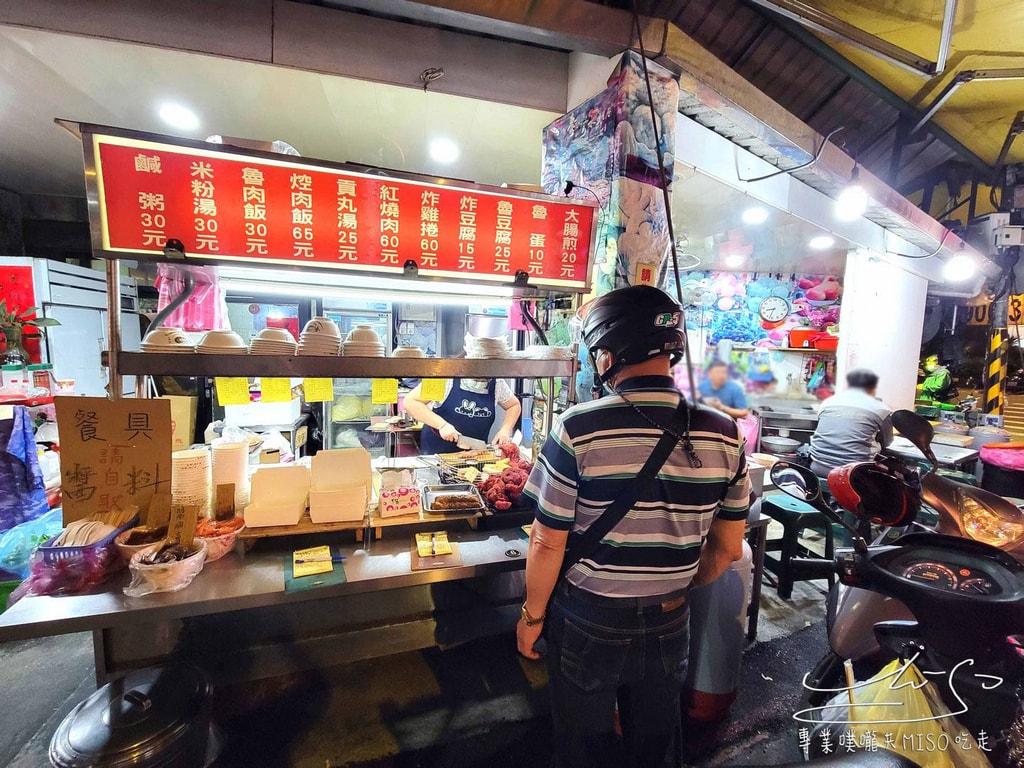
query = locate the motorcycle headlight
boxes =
[957,488,1024,548]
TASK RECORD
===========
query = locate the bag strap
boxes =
[561,399,690,577]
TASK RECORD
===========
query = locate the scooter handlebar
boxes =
[789,557,837,571]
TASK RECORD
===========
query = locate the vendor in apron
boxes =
[405,377,521,454]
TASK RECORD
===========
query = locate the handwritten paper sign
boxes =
[215,377,250,406]
[421,379,447,402]
[304,378,334,403]
[55,397,172,525]
[167,504,197,547]
[261,378,292,403]
[371,378,399,404]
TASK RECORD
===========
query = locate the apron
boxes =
[419,378,496,455]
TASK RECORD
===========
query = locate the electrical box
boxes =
[994,226,1024,247]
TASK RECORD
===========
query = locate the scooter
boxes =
[803,410,1024,709]
[770,459,1024,754]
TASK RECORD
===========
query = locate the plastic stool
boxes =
[761,494,835,599]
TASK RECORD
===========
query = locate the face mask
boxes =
[925,363,937,373]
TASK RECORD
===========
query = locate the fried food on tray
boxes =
[431,494,482,511]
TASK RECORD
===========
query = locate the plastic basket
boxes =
[38,516,140,565]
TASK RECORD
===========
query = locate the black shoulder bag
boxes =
[560,399,690,578]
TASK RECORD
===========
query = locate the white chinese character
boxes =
[190,161,214,179]
[337,179,357,197]
[420,207,439,223]
[337,247,357,262]
[421,221,439,238]
[564,209,580,223]
[563,222,579,237]
[420,254,438,267]
[497,200,514,216]
[820,729,833,755]
[560,265,575,278]
[532,205,548,220]
[290,173,313,191]
[381,219,399,234]
[459,211,477,226]
[138,192,165,211]
[495,230,512,245]
[860,732,878,753]
[339,213,358,229]
[191,180,215,198]
[241,168,264,186]
[839,731,857,753]
[194,198,217,216]
[495,258,511,274]
[883,734,896,751]
[976,731,991,752]
[380,201,401,219]
[496,216,513,231]
[292,208,313,225]
[380,251,400,265]
[458,256,475,270]
[459,196,478,212]
[380,185,399,202]
[338,198,357,214]
[246,239,269,255]
[195,235,219,252]
[458,226,476,241]
[244,203,267,221]
[528,262,543,275]
[291,191,313,208]
[530,233,546,248]
[293,243,315,258]
[141,229,165,247]
[244,187,266,204]
[134,154,161,173]
[562,236,579,250]
[421,191,440,207]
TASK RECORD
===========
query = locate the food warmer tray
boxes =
[421,484,487,515]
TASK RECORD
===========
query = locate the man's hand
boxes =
[493,427,512,445]
[517,618,544,659]
[704,397,723,409]
[439,422,460,442]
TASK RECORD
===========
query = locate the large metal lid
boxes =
[49,666,212,768]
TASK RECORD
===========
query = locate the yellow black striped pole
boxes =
[986,327,1007,414]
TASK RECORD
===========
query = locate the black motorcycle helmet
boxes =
[582,285,686,384]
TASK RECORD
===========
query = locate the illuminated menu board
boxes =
[84,129,597,290]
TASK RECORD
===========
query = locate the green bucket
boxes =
[0,580,20,614]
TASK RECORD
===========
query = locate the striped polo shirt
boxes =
[524,375,750,598]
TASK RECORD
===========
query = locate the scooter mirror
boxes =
[892,409,939,469]
[769,462,822,503]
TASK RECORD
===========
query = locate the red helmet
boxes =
[828,461,920,527]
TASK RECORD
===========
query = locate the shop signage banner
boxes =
[80,125,597,291]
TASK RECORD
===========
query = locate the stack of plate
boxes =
[171,448,212,517]
[299,317,342,356]
[211,439,250,511]
[393,345,426,359]
[197,329,248,355]
[141,326,195,354]
[464,334,509,359]
[250,327,298,355]
[342,325,385,357]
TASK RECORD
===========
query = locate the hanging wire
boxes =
[737,126,846,183]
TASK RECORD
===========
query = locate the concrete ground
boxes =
[0,575,829,767]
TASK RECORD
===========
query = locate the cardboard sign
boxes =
[147,493,172,527]
[215,483,236,520]
[261,378,292,403]
[56,397,172,524]
[160,395,196,452]
[167,504,197,547]
[215,377,250,406]
[304,378,334,403]
[421,379,447,402]
[371,378,399,404]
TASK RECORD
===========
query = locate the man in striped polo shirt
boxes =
[517,286,749,768]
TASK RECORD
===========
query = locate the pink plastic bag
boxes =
[737,415,759,455]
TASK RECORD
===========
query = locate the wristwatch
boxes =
[520,603,545,626]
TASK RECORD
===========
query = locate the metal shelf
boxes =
[117,353,572,379]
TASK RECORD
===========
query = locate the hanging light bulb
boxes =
[942,254,976,282]
[835,166,868,222]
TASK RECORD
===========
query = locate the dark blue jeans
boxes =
[544,584,689,768]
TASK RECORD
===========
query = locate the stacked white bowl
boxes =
[171,448,212,517]
[342,325,385,357]
[298,317,342,356]
[250,327,298,355]
[141,327,195,354]
[197,329,248,355]
[464,333,509,359]
[211,439,251,511]
[392,345,426,358]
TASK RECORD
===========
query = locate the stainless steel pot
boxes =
[49,666,220,768]
[759,435,802,454]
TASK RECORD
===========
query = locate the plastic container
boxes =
[27,363,53,396]
[980,463,1024,498]
[196,524,245,562]
[788,328,818,348]
[812,334,839,351]
[38,516,139,565]
[124,540,207,597]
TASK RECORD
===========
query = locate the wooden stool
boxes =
[761,494,835,599]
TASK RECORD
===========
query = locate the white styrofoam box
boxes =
[224,398,301,428]
[243,464,310,527]
[311,448,371,495]
[747,463,765,498]
[309,486,367,524]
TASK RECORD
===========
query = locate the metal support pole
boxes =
[986,295,1009,415]
[935,0,958,76]
[105,258,122,401]
[543,377,555,442]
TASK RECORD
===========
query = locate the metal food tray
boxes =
[421,484,486,514]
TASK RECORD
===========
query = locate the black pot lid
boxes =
[50,666,211,768]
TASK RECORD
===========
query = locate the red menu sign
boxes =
[87,130,596,290]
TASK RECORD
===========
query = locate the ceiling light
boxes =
[835,166,868,221]
[429,138,459,164]
[809,235,835,250]
[741,206,769,225]
[158,103,199,131]
[942,254,976,282]
[724,253,745,269]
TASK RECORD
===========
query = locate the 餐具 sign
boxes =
[78,124,597,291]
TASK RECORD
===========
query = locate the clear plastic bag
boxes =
[123,540,207,597]
[0,508,63,578]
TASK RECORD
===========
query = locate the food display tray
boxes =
[421,484,486,515]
